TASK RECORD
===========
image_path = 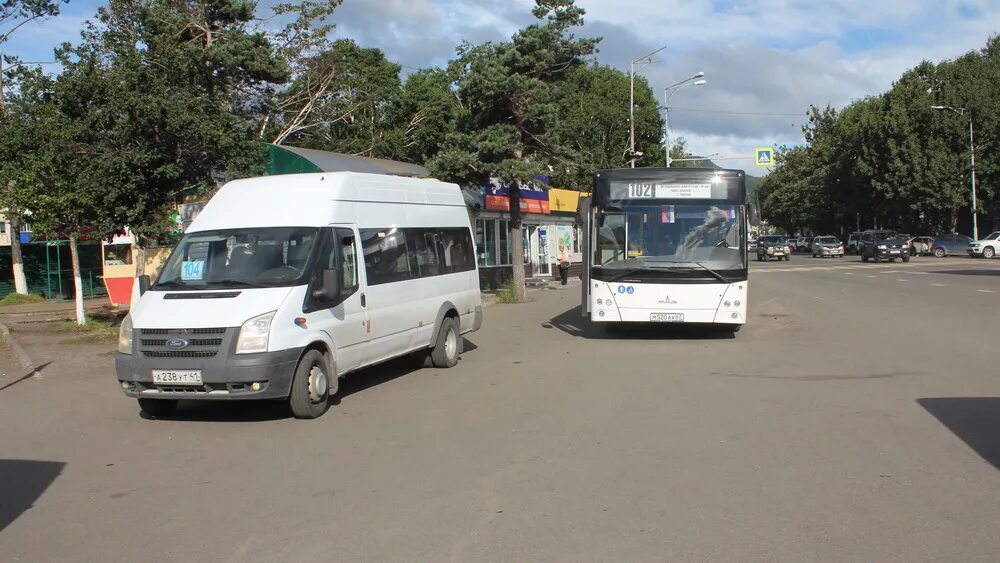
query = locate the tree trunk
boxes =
[133,236,146,278]
[69,235,86,325]
[9,216,28,294]
[509,182,527,303]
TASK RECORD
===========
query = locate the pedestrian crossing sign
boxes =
[755,147,774,167]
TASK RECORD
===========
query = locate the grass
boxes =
[57,317,119,344]
[496,280,520,304]
[0,293,45,307]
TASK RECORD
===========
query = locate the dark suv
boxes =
[860,230,910,263]
[757,235,791,261]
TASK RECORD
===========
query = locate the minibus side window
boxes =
[335,228,359,293]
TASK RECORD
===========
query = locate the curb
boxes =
[0,321,37,375]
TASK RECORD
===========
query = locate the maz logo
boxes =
[657,296,677,305]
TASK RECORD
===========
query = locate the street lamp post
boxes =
[931,105,978,240]
[629,46,666,168]
[660,73,706,167]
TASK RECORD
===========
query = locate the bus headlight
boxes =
[118,314,133,355]
[236,311,276,354]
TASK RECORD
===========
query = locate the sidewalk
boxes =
[0,297,117,320]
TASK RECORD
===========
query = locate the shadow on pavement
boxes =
[0,459,65,532]
[0,362,52,393]
[917,398,1000,470]
[139,339,479,422]
[927,269,1000,277]
[543,305,737,340]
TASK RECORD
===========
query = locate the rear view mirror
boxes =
[137,275,151,295]
[312,268,342,301]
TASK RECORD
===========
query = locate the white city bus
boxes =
[580,168,755,333]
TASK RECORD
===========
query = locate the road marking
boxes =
[866,275,877,278]
[843,272,854,275]
[896,279,908,282]
[977,289,995,293]
[931,283,946,287]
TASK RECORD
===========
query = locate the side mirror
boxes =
[137,275,151,295]
[748,203,761,226]
[312,268,342,301]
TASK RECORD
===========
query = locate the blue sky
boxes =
[5,0,1000,175]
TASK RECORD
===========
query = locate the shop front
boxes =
[469,184,586,289]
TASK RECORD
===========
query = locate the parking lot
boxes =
[2,254,999,561]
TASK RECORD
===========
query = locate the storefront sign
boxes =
[484,184,550,214]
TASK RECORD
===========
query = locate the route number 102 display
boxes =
[628,183,655,198]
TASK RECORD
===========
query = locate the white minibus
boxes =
[116,172,482,418]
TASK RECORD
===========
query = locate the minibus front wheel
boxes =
[289,349,332,419]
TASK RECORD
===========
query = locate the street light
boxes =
[660,73,707,167]
[629,46,667,168]
[931,105,978,240]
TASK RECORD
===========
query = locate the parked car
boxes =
[748,239,758,252]
[793,236,811,252]
[968,231,1000,258]
[910,236,934,256]
[757,235,791,261]
[860,230,910,263]
[896,234,914,256]
[811,236,844,258]
[846,232,863,254]
[931,233,974,257]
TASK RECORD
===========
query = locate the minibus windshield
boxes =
[154,227,320,290]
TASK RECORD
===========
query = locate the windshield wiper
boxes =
[690,262,731,283]
[645,261,732,283]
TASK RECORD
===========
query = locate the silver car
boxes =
[811,236,844,258]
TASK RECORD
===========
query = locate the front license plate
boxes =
[152,370,203,385]
[650,312,684,322]
[889,250,900,254]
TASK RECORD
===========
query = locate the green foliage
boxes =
[496,280,520,304]
[428,0,599,189]
[551,63,662,187]
[272,39,402,154]
[46,0,289,244]
[0,292,43,306]
[759,35,1000,236]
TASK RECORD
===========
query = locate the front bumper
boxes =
[817,248,843,256]
[115,347,303,400]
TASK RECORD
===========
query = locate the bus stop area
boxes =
[2,254,999,561]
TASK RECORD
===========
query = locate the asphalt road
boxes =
[2,254,999,562]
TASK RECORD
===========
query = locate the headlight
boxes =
[236,311,276,354]
[878,244,887,250]
[118,314,133,354]
[767,247,774,254]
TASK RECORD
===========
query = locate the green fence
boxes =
[0,243,108,300]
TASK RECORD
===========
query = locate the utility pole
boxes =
[968,110,978,241]
[629,46,666,168]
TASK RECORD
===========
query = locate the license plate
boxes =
[889,250,900,254]
[650,312,684,322]
[152,370,203,385]
[774,252,784,256]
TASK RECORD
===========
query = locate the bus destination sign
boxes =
[619,183,713,199]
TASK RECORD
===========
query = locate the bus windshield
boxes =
[596,204,743,271]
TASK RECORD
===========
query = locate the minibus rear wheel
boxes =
[430,317,461,368]
[289,349,332,419]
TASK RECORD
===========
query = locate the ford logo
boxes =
[166,338,190,350]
